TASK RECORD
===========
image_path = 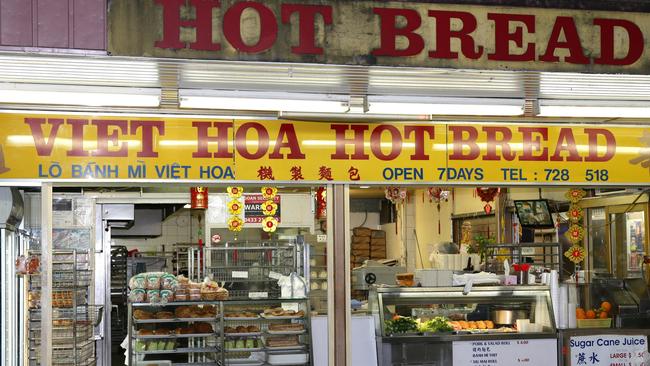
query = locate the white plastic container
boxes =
[267,352,309,365]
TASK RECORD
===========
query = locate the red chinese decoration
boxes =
[348,166,360,181]
[476,187,500,214]
[257,166,275,180]
[427,187,450,234]
[290,166,304,180]
[190,187,208,209]
[315,187,327,219]
[318,166,333,181]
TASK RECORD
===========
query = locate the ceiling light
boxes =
[359,186,371,189]
[180,90,350,113]
[367,96,524,116]
[538,99,650,118]
[0,83,161,107]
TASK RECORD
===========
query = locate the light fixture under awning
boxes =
[179,89,351,113]
[0,83,161,107]
[538,99,650,118]
[367,96,524,116]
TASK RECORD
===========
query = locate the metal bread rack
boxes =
[111,246,129,350]
[200,241,304,300]
[27,249,100,366]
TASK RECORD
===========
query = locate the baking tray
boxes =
[133,317,217,324]
[134,347,220,354]
[224,316,260,321]
[225,347,264,352]
[266,329,306,335]
[260,314,303,320]
[133,333,216,339]
[224,332,262,337]
[266,344,306,351]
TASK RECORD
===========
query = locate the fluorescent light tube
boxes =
[180,90,350,113]
[367,96,523,116]
[538,99,650,118]
[0,83,161,107]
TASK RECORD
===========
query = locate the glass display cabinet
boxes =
[369,286,558,366]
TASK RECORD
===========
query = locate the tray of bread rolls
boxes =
[449,320,516,333]
[224,311,260,321]
[260,308,305,319]
[224,325,262,337]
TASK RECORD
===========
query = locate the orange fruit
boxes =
[601,301,612,313]
[586,310,596,319]
[576,308,586,320]
[599,311,608,319]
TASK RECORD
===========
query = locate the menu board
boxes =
[569,335,648,366]
[453,339,558,366]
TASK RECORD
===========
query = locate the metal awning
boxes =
[0,51,649,122]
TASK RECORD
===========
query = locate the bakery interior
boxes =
[6,184,650,366]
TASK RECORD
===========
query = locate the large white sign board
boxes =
[453,339,558,366]
[569,335,648,366]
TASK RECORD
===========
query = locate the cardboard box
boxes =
[352,242,370,250]
[352,249,371,256]
[352,236,371,244]
[353,227,372,237]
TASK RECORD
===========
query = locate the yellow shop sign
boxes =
[0,113,647,184]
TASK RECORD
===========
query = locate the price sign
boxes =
[569,335,648,366]
[231,271,249,279]
[453,339,557,366]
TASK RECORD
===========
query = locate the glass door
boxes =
[607,204,649,279]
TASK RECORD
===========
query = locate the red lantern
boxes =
[190,187,208,209]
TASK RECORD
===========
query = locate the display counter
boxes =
[369,286,559,366]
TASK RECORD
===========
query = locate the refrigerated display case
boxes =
[369,286,558,366]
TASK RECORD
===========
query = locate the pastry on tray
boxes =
[155,311,175,319]
[154,328,172,335]
[266,336,299,348]
[137,329,154,336]
[194,322,213,333]
[133,310,154,320]
[268,323,305,332]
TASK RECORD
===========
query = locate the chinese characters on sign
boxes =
[3,113,650,184]
[453,339,558,366]
[569,335,648,366]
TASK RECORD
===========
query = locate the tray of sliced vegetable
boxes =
[385,315,456,336]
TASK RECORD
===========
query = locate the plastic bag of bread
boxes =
[146,290,161,303]
[200,278,229,300]
[146,272,164,290]
[161,273,178,290]
[160,290,174,304]
[177,275,190,289]
[129,289,146,303]
[128,274,146,290]
[15,256,27,275]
